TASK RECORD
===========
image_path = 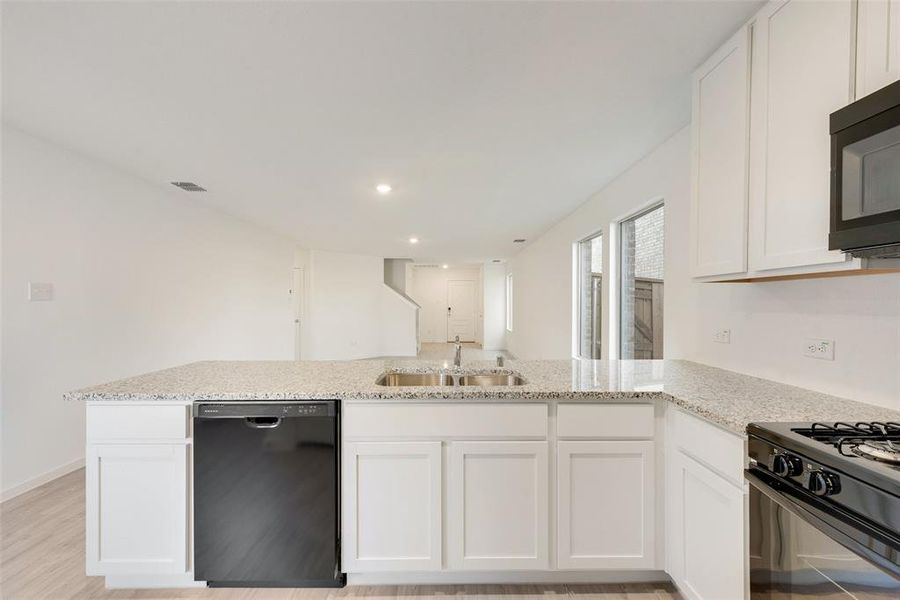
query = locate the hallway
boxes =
[416,342,513,362]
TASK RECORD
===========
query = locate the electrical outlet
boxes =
[713,329,731,344]
[803,338,835,361]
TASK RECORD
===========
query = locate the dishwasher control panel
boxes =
[195,401,337,418]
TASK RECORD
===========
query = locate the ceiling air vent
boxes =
[513,239,526,243]
[171,181,206,192]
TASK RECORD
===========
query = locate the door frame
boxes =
[291,267,305,360]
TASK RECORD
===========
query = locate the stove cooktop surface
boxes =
[749,421,900,495]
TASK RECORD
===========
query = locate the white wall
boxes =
[1,125,297,498]
[508,125,900,412]
[383,258,412,294]
[381,285,419,357]
[409,265,483,344]
[307,249,383,360]
[306,249,418,359]
[507,129,691,362]
[482,263,507,351]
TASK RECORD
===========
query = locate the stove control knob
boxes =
[808,470,841,497]
[772,453,803,478]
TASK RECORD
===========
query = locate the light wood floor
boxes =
[1,469,680,600]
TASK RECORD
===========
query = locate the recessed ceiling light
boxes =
[442,264,449,269]
[376,184,392,194]
[409,237,419,244]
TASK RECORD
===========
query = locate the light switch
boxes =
[28,282,54,301]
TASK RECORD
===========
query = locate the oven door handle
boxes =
[746,468,900,579]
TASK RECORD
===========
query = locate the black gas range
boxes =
[747,421,900,598]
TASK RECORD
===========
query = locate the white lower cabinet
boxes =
[557,441,655,570]
[342,441,442,571]
[85,443,189,576]
[448,441,549,570]
[667,441,747,600]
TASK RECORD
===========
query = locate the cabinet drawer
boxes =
[87,404,189,441]
[671,409,745,486]
[557,404,654,439]
[343,403,547,439]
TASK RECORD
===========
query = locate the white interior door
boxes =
[447,280,476,342]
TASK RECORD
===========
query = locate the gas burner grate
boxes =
[846,439,900,464]
[792,422,900,463]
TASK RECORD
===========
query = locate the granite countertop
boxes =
[65,359,900,434]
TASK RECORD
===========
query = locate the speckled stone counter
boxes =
[65,359,900,435]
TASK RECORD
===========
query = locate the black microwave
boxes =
[830,79,900,258]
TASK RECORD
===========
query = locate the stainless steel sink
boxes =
[375,371,527,387]
[457,374,526,386]
[375,372,454,387]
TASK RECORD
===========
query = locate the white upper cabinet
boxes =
[857,0,900,97]
[690,27,751,277]
[747,0,854,272]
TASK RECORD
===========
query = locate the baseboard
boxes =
[1,457,85,503]
[104,573,206,589]
[347,570,671,586]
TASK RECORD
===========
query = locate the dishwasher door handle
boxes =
[244,416,282,429]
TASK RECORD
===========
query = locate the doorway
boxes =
[447,280,476,342]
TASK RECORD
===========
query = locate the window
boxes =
[619,203,664,359]
[576,232,602,358]
[505,273,514,332]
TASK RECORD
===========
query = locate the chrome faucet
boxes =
[496,355,504,367]
[454,335,462,367]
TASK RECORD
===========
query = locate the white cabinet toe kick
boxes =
[86,399,748,598]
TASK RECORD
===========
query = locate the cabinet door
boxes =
[343,441,442,572]
[85,443,188,576]
[557,441,655,569]
[448,441,549,570]
[748,0,854,272]
[691,26,751,277]
[667,452,747,600]
[857,0,900,97]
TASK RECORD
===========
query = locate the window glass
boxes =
[505,273,513,332]
[577,233,602,358]
[619,204,664,359]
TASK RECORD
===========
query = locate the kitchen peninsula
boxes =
[67,359,900,595]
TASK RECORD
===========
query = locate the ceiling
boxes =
[2,1,761,262]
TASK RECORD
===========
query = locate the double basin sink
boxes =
[376,371,526,387]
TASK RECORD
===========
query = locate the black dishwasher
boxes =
[194,401,343,588]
